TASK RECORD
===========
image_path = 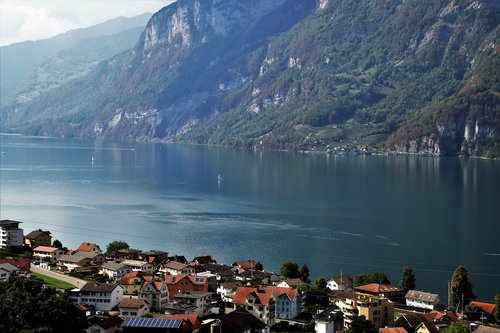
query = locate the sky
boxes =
[0,0,176,46]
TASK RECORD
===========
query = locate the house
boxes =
[57,254,94,271]
[277,278,305,289]
[24,229,52,248]
[162,314,201,333]
[139,280,169,312]
[110,248,142,261]
[469,301,496,315]
[355,283,405,302]
[232,260,259,271]
[396,311,459,333]
[191,255,216,266]
[120,271,154,295]
[415,322,440,333]
[406,290,440,310]
[86,316,124,333]
[0,220,24,249]
[70,282,124,312]
[0,258,31,271]
[473,326,500,333]
[232,286,303,325]
[195,271,218,291]
[32,246,65,261]
[161,261,196,275]
[0,264,14,281]
[217,281,243,302]
[218,308,268,333]
[332,290,394,329]
[165,291,213,318]
[119,297,150,317]
[141,250,169,266]
[74,251,106,265]
[327,275,354,291]
[122,260,154,274]
[76,242,102,253]
[201,263,235,282]
[122,317,183,332]
[100,261,132,280]
[315,305,344,333]
[164,275,209,301]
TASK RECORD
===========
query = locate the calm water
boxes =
[1,134,499,301]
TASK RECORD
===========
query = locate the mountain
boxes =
[1,0,499,157]
[0,13,152,104]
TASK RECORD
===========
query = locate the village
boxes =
[1,219,499,333]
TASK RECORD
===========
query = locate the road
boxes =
[30,264,87,288]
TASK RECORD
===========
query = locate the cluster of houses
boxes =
[1,219,499,333]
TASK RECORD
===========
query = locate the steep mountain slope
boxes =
[387,49,500,157]
[0,13,151,104]
[2,0,499,157]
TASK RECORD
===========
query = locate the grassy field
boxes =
[32,272,75,289]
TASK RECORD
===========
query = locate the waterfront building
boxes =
[0,220,24,249]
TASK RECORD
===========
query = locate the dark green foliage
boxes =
[106,240,129,253]
[280,259,300,279]
[434,303,447,311]
[354,272,390,286]
[442,322,470,333]
[300,264,310,283]
[52,239,63,249]
[300,277,330,297]
[0,278,87,333]
[449,265,476,309]
[464,303,482,322]
[399,266,416,291]
[348,315,376,333]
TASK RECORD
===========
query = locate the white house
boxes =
[217,281,243,302]
[33,246,65,261]
[70,282,124,312]
[165,291,213,318]
[315,305,344,333]
[405,290,440,310]
[122,260,154,274]
[100,261,132,280]
[275,288,303,320]
[0,265,12,282]
[327,275,353,291]
[0,220,24,249]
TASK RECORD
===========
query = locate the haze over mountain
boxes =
[1,0,499,157]
[0,13,152,105]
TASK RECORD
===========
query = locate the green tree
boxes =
[354,272,390,286]
[399,266,416,291]
[280,259,300,279]
[0,278,87,333]
[349,315,376,333]
[52,239,63,249]
[106,240,129,254]
[300,264,310,283]
[442,322,469,333]
[494,294,500,324]
[449,266,476,309]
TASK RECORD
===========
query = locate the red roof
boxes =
[0,258,30,270]
[76,242,100,252]
[234,260,258,269]
[470,301,496,315]
[120,271,153,285]
[33,246,60,253]
[163,314,201,330]
[356,283,403,294]
[233,286,298,305]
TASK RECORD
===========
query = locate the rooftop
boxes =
[0,219,22,226]
[33,246,60,253]
[123,317,182,329]
[81,282,120,293]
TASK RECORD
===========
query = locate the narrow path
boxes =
[30,264,87,288]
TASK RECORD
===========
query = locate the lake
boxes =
[1,133,499,302]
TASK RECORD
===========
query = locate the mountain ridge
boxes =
[1,0,499,157]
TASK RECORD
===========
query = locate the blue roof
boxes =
[123,318,182,329]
